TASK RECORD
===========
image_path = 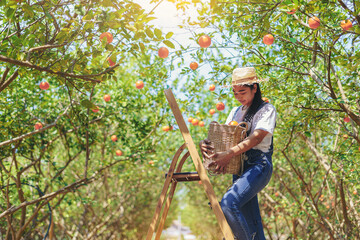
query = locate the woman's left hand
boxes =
[208,150,233,174]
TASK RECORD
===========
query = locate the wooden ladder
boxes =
[145,89,234,240]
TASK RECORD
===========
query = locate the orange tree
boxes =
[0,0,182,239]
[154,0,360,239]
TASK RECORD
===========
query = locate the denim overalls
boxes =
[220,103,274,240]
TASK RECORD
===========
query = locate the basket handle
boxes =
[236,121,248,132]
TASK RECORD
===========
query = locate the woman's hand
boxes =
[199,139,234,174]
[208,150,233,174]
[199,139,215,159]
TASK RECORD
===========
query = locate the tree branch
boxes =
[0,55,118,84]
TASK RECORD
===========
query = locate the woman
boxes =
[200,67,276,240]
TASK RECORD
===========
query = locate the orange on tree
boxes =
[286,9,296,14]
[116,150,122,156]
[209,84,215,91]
[111,135,118,142]
[340,20,352,31]
[158,47,169,58]
[191,118,199,126]
[190,62,198,70]
[104,94,111,102]
[162,126,170,132]
[308,16,320,29]
[188,117,194,123]
[263,34,274,45]
[216,102,225,111]
[34,122,43,130]
[92,106,100,113]
[107,58,116,67]
[198,35,211,48]
[209,109,216,115]
[229,121,238,126]
[149,160,154,165]
[39,81,49,90]
[135,80,144,89]
[354,190,358,195]
[199,121,205,127]
[344,117,350,123]
[262,97,269,103]
[100,32,113,44]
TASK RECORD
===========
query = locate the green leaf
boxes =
[165,32,174,39]
[163,40,175,49]
[145,28,153,38]
[139,42,145,52]
[290,38,296,43]
[154,28,162,39]
[305,131,311,137]
[81,100,97,109]
[5,8,15,18]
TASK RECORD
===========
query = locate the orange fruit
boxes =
[136,80,144,89]
[354,190,358,195]
[190,62,198,70]
[149,160,154,165]
[107,58,115,67]
[344,117,350,123]
[100,32,113,44]
[198,180,202,185]
[229,121,238,126]
[92,107,99,113]
[111,135,118,142]
[158,47,169,58]
[104,94,111,102]
[340,20,352,31]
[162,126,170,132]
[263,34,274,45]
[216,102,225,111]
[286,9,296,14]
[308,16,320,29]
[274,192,280,197]
[198,35,211,48]
[192,118,199,126]
[116,150,122,156]
[34,122,43,130]
[209,109,215,115]
[262,97,269,103]
[39,81,49,90]
[188,117,193,123]
[199,121,205,127]
[209,84,215,91]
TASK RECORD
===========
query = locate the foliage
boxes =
[162,0,360,239]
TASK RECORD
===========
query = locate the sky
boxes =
[134,0,218,97]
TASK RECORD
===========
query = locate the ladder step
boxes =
[165,172,200,182]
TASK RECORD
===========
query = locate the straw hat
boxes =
[232,67,268,86]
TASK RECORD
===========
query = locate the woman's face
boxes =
[232,84,257,107]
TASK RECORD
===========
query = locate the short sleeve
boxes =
[225,107,238,125]
[253,104,276,135]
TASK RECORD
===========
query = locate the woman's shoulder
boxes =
[255,102,276,117]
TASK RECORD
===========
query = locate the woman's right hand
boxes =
[199,139,215,159]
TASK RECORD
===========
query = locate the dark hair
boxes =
[243,83,264,123]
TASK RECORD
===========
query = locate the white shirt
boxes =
[225,103,277,152]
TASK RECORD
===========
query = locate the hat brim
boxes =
[221,77,269,88]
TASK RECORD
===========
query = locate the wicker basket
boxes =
[203,121,248,175]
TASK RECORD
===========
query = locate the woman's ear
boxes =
[253,83,258,93]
